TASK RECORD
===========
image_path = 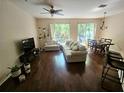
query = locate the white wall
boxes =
[0,0,38,84]
[101,12,124,56]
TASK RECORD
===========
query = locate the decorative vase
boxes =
[25,69,31,74]
[24,63,30,70]
[24,63,31,74]
[19,74,26,82]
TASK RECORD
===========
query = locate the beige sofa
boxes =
[62,41,87,63]
[44,40,60,51]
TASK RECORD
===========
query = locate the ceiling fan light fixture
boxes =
[93,4,107,12]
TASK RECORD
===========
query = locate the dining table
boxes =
[96,40,114,52]
[89,39,114,53]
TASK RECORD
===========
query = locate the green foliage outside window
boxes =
[51,24,70,44]
[78,23,95,44]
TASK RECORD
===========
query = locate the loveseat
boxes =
[62,41,87,63]
[44,40,60,51]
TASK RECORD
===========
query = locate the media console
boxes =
[19,38,39,63]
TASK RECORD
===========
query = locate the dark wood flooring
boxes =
[0,50,123,92]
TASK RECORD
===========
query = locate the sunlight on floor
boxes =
[54,52,66,68]
[85,54,91,66]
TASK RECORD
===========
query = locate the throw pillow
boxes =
[70,41,79,50]
[73,42,79,49]
[73,41,78,46]
[65,41,71,46]
[71,45,78,51]
[69,41,74,47]
[70,41,76,49]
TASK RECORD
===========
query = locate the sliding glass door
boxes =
[78,23,95,45]
[50,24,70,44]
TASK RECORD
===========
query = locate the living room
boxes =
[0,0,124,92]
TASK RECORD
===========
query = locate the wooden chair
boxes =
[99,38,105,43]
[88,39,97,49]
[101,51,124,87]
[104,39,113,52]
[105,39,112,43]
[95,38,112,54]
[94,38,106,54]
[94,43,106,54]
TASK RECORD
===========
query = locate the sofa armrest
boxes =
[78,44,87,51]
[45,40,58,45]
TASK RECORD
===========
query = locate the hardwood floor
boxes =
[0,50,123,92]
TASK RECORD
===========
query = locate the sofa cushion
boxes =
[69,41,74,47]
[64,49,72,56]
[65,41,71,46]
[45,40,57,45]
[71,45,78,51]
[44,40,60,51]
[71,50,87,56]
[63,45,70,50]
[70,41,78,50]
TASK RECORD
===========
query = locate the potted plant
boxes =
[8,65,21,78]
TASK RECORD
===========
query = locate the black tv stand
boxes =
[19,48,40,63]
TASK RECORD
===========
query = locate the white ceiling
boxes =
[10,0,124,18]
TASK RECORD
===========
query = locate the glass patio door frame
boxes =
[77,23,96,46]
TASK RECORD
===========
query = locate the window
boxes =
[50,24,70,44]
[78,23,95,45]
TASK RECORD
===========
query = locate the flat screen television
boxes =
[21,38,35,52]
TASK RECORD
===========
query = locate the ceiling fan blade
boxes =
[43,8,49,12]
[40,12,49,14]
[26,0,55,7]
[55,9,63,12]
[55,12,64,16]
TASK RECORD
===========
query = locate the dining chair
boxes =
[99,38,106,43]
[105,39,112,43]
[95,44,106,54]
[88,39,97,50]
[94,38,106,54]
[104,39,114,53]
[101,51,124,87]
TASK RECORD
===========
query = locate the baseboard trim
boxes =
[0,73,11,86]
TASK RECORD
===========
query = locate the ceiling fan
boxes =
[41,5,64,16]
[25,0,63,16]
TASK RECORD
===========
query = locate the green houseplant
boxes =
[8,65,21,77]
